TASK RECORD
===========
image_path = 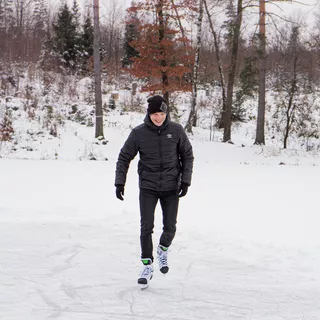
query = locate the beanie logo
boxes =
[160,102,168,113]
[167,134,172,139]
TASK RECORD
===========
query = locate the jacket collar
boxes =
[144,114,169,131]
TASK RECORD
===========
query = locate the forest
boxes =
[1,0,320,151]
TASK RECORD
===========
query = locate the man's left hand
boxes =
[179,182,189,198]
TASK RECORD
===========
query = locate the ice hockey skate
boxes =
[157,244,169,274]
[138,258,153,289]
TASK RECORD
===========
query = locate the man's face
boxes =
[150,112,166,126]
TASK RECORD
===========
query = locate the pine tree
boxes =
[82,12,94,56]
[71,0,81,28]
[122,1,140,67]
[234,55,259,119]
[52,3,79,70]
[79,9,94,73]
[71,0,82,64]
[222,0,236,50]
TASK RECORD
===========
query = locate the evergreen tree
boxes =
[122,2,140,67]
[234,55,259,119]
[52,3,78,70]
[82,12,94,56]
[79,10,94,73]
[71,0,82,61]
[222,0,236,49]
[71,0,81,28]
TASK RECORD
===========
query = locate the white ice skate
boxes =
[157,245,169,274]
[138,258,153,289]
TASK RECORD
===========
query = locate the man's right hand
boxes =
[115,185,125,201]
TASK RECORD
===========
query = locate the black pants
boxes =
[139,188,179,261]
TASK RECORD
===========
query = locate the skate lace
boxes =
[158,249,168,268]
[140,265,153,278]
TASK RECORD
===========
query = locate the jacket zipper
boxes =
[158,129,163,191]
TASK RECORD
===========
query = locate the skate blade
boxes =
[138,274,152,290]
[140,283,149,290]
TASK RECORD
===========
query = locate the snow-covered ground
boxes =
[1,119,320,319]
[1,82,320,319]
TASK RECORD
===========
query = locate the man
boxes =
[115,95,194,286]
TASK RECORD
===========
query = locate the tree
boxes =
[0,0,13,34]
[254,0,266,145]
[185,0,203,133]
[223,0,237,49]
[126,0,194,114]
[223,0,243,143]
[93,0,103,138]
[204,0,227,129]
[234,55,259,121]
[39,10,57,73]
[99,0,124,82]
[32,0,48,57]
[122,1,140,67]
[79,9,94,73]
[272,25,313,149]
[52,3,78,70]
[71,0,81,28]
[71,0,82,64]
[0,108,14,142]
[32,0,47,37]
[0,0,14,62]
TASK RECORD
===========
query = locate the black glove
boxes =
[179,182,189,198]
[115,185,124,201]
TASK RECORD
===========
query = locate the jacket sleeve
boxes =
[178,126,194,186]
[115,130,139,186]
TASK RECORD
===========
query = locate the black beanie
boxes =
[147,95,168,115]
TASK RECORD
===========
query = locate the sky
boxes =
[1,93,320,318]
[267,0,320,26]
[53,0,320,34]
[58,0,320,21]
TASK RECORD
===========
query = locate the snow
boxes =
[1,106,320,319]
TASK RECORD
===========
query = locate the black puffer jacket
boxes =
[115,115,194,191]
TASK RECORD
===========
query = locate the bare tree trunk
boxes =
[170,0,187,48]
[203,0,227,129]
[170,0,193,84]
[284,55,298,149]
[157,0,170,115]
[254,0,266,145]
[185,0,203,133]
[223,0,242,143]
[93,0,104,138]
